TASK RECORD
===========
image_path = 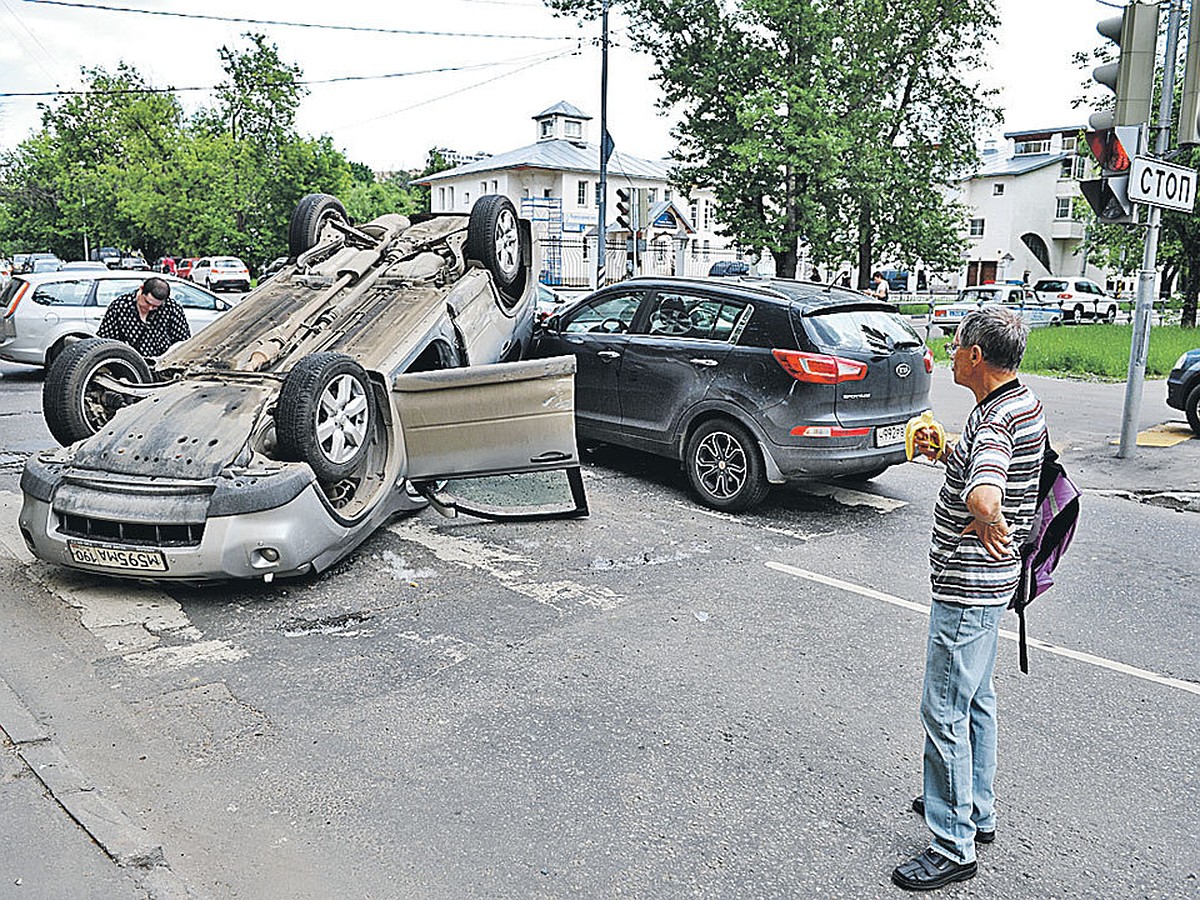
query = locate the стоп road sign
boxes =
[1128,156,1197,212]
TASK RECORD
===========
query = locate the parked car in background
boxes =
[89,247,122,268]
[708,260,751,277]
[58,261,109,271]
[0,270,232,367]
[1031,276,1118,323]
[191,256,251,292]
[930,284,1063,336]
[0,258,11,287]
[1167,348,1200,435]
[533,275,932,511]
[117,256,151,271]
[19,193,583,584]
[14,253,63,274]
[177,258,199,281]
[536,283,566,323]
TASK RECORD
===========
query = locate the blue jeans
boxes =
[920,599,1005,864]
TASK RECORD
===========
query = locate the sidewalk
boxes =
[929,367,1200,510]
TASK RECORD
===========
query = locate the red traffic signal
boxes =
[1085,129,1131,173]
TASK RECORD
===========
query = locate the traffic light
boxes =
[1089,2,1160,131]
[615,188,632,231]
[1179,5,1200,144]
[1081,125,1141,223]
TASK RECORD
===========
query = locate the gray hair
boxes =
[956,307,1029,371]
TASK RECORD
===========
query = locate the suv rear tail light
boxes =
[923,347,933,373]
[3,282,29,318]
[790,425,871,437]
[772,349,867,384]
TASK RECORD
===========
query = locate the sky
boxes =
[0,0,1115,172]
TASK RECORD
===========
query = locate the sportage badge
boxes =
[895,363,912,378]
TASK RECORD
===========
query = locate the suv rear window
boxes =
[798,308,922,354]
[1034,279,1069,292]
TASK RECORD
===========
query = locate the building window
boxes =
[578,180,588,206]
[565,119,582,138]
[1060,158,1074,178]
[664,188,672,201]
[480,181,487,196]
[490,180,498,192]
[1061,134,1076,151]
[438,187,445,210]
[689,202,698,227]
[540,120,553,138]
[993,183,1005,196]
[968,218,985,238]
[543,188,552,198]
[595,183,602,207]
[447,186,454,208]
[648,188,657,203]
[1074,156,1087,179]
[1014,138,1052,155]
[464,191,470,207]
[1055,197,1073,219]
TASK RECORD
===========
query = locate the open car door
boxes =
[392,355,587,520]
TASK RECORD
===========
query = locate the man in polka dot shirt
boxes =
[97,277,191,359]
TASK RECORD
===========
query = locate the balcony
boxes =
[1051,219,1086,241]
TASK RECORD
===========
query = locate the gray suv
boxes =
[534,276,932,511]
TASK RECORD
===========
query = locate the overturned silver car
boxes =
[20,194,586,582]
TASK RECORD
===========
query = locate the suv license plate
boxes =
[875,423,906,447]
[68,541,167,573]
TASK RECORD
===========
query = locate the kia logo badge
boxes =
[895,363,912,378]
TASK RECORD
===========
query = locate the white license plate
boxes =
[875,423,906,447]
[68,541,167,572]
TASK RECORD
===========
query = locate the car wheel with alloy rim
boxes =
[684,418,769,512]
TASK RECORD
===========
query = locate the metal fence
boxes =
[537,234,769,288]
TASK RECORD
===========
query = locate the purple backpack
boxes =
[1010,446,1080,673]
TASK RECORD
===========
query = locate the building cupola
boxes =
[533,101,592,143]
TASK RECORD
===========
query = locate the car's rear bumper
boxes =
[764,438,908,479]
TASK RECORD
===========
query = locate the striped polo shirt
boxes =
[930,380,1047,606]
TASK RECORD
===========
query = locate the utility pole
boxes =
[1118,0,1182,458]
[595,0,610,290]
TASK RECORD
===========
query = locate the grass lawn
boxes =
[924,324,1199,380]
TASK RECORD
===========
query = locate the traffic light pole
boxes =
[1118,0,1182,458]
[595,0,609,291]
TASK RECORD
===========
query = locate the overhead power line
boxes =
[0,53,563,98]
[21,0,579,41]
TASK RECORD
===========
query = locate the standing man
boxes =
[98,277,190,359]
[892,307,1047,891]
[870,270,890,300]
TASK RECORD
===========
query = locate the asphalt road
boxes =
[0,361,1197,898]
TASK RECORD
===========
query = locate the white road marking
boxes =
[386,520,623,612]
[676,502,817,542]
[766,561,1200,698]
[798,483,908,513]
[0,490,246,671]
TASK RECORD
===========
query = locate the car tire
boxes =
[465,194,527,302]
[684,418,769,512]
[289,193,348,259]
[43,338,152,446]
[1186,383,1200,436]
[276,353,375,483]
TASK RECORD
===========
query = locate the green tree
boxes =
[552,0,999,280]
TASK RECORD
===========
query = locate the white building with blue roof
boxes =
[957,125,1109,288]
[417,102,737,286]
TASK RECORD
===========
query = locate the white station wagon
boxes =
[931,284,1063,336]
